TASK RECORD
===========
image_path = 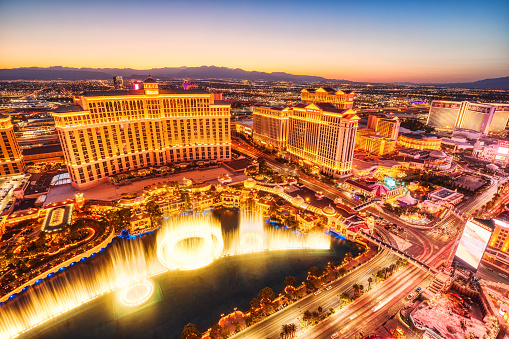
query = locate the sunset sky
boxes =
[0,0,508,83]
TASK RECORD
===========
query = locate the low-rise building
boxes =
[428,188,464,205]
[359,134,396,155]
[398,133,442,150]
[130,210,151,232]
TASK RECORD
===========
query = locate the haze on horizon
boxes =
[0,0,508,83]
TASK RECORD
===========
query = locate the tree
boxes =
[250,298,260,311]
[317,306,323,314]
[288,323,296,338]
[367,277,373,290]
[338,267,347,276]
[209,324,223,339]
[308,266,321,278]
[285,275,297,287]
[345,252,353,262]
[359,285,364,295]
[146,200,163,222]
[181,323,202,339]
[258,287,275,302]
[281,324,289,339]
[303,310,312,325]
[352,283,360,298]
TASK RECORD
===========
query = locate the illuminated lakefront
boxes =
[0,210,332,338]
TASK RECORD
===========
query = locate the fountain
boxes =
[0,211,330,338]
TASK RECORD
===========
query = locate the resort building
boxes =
[355,128,375,148]
[398,133,442,150]
[252,105,290,150]
[54,76,231,189]
[484,211,509,271]
[287,103,359,178]
[0,115,25,177]
[359,135,395,156]
[427,100,509,134]
[301,87,354,109]
[375,117,400,140]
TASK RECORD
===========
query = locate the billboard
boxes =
[454,219,493,272]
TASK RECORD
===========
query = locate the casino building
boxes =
[54,77,231,189]
[398,133,442,150]
[0,115,24,177]
[301,87,354,109]
[287,103,359,177]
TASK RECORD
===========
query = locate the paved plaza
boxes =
[44,167,247,205]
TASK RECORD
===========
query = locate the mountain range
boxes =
[0,66,508,89]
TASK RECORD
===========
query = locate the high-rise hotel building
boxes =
[287,103,359,177]
[301,87,354,109]
[252,105,290,151]
[427,100,509,134]
[54,77,231,189]
[0,115,24,177]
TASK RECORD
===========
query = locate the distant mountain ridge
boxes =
[0,66,347,83]
[0,66,507,89]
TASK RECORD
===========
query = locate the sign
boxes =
[454,220,492,272]
[306,108,321,113]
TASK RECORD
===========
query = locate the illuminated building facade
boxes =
[287,103,359,177]
[359,135,395,156]
[301,87,354,109]
[484,211,509,271]
[427,100,463,130]
[427,100,508,134]
[0,115,24,176]
[252,105,290,150]
[375,117,400,140]
[54,77,231,189]
[490,104,509,133]
[456,102,496,133]
[398,133,442,150]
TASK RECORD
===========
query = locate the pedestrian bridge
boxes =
[352,199,378,212]
[361,232,437,274]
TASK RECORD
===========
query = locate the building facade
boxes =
[287,103,359,177]
[398,133,442,150]
[427,100,508,134]
[0,115,24,177]
[54,77,231,189]
[484,212,509,271]
[252,105,290,150]
[375,117,400,140]
[359,135,395,156]
[301,87,354,109]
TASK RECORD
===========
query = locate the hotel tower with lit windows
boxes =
[287,103,358,177]
[253,88,358,178]
[0,114,24,177]
[54,77,231,189]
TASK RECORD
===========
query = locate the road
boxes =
[231,139,508,338]
[229,250,398,339]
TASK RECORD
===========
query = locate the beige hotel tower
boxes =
[54,77,231,189]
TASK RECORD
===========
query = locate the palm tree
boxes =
[367,277,373,290]
[352,283,359,298]
[288,323,296,338]
[281,324,289,339]
[303,310,312,325]
[359,285,364,295]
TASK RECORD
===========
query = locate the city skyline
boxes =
[1,0,508,83]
